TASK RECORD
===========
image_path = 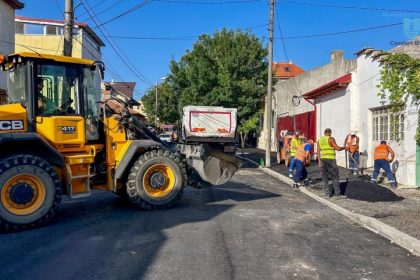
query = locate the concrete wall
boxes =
[0,2,15,91]
[258,51,356,150]
[315,87,351,167]
[355,51,419,187]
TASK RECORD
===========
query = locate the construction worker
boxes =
[288,131,304,177]
[372,141,397,188]
[317,128,346,198]
[344,131,360,175]
[293,139,314,187]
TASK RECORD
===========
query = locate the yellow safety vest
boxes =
[290,137,303,157]
[319,136,335,160]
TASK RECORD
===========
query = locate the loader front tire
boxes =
[0,155,62,231]
[126,149,186,210]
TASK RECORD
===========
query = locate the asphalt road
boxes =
[1,168,419,280]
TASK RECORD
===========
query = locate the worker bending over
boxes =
[344,131,360,175]
[293,140,314,188]
[317,128,346,198]
[372,141,397,189]
[288,131,304,177]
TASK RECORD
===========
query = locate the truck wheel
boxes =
[0,155,62,231]
[126,149,186,210]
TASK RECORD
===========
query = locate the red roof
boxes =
[303,73,352,99]
[273,62,304,78]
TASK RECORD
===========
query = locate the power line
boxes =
[281,0,420,13]
[278,22,403,40]
[94,0,154,28]
[275,0,289,61]
[77,0,114,19]
[78,0,126,22]
[104,23,268,40]
[73,36,126,82]
[154,0,262,4]
[80,0,153,86]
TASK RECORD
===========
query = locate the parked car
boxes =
[158,134,172,142]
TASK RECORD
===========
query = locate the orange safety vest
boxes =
[374,144,389,160]
[345,135,359,153]
[295,144,308,163]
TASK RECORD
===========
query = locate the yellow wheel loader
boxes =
[0,53,240,231]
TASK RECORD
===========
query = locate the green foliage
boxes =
[377,53,420,144]
[168,28,268,129]
[141,82,180,125]
[238,112,262,133]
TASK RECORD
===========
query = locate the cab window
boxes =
[83,67,101,141]
[36,64,80,115]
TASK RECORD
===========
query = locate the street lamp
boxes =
[155,76,167,128]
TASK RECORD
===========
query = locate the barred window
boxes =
[372,108,404,142]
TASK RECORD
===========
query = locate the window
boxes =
[284,66,290,72]
[15,22,24,34]
[83,67,101,141]
[7,64,27,106]
[372,108,405,142]
[36,64,80,115]
[24,23,45,35]
[46,25,58,35]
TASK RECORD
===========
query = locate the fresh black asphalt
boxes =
[1,168,419,280]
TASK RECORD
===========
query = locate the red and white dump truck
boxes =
[177,106,240,187]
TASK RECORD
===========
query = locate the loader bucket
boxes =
[197,152,242,185]
[177,144,242,186]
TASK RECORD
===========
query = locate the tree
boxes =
[377,53,420,144]
[168,29,268,137]
[141,82,180,125]
[238,112,261,149]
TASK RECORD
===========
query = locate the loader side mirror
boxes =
[91,61,105,80]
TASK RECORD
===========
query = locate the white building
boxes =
[303,40,420,187]
[0,0,23,104]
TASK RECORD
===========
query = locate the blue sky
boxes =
[17,0,420,98]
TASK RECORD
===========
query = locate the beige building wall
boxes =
[15,34,86,58]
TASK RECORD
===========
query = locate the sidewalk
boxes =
[239,148,420,241]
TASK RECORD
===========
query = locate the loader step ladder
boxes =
[65,146,96,199]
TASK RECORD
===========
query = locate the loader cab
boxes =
[4,53,103,150]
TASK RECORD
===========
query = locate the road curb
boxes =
[238,155,420,257]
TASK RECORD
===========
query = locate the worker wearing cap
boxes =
[372,141,397,188]
[288,131,304,177]
[317,128,346,198]
[344,131,360,175]
[293,140,314,187]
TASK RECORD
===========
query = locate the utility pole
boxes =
[64,0,74,57]
[265,0,274,167]
[155,81,158,128]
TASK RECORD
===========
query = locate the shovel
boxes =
[343,150,349,193]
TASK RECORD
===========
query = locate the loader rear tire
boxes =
[126,149,186,210]
[0,155,62,231]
